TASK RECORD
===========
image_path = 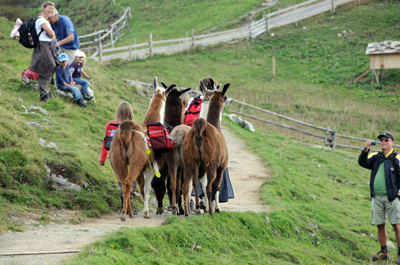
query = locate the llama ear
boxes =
[161,82,168,89]
[153,77,158,93]
[166,84,177,94]
[178,88,191,96]
[209,78,215,91]
[216,84,221,90]
[221,83,230,97]
[199,80,206,93]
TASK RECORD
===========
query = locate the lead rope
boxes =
[132,129,161,178]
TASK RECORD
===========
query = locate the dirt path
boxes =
[0,126,270,265]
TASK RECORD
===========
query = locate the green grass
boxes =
[1,0,400,264]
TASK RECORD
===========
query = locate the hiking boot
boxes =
[82,93,93,100]
[77,98,87,107]
[40,93,52,102]
[371,250,389,261]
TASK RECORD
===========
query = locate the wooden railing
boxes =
[88,0,359,63]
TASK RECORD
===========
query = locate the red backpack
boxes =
[184,96,202,127]
[147,122,173,153]
[103,123,119,151]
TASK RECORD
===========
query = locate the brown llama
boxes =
[161,86,192,216]
[182,83,230,217]
[166,78,218,215]
[111,78,176,220]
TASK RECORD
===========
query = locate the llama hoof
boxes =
[171,207,178,216]
[143,215,151,219]
[195,209,202,215]
[185,212,190,217]
[179,207,185,215]
[120,216,126,222]
[129,214,135,219]
[156,207,164,215]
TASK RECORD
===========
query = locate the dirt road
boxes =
[0,126,270,265]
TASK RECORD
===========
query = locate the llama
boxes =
[111,79,175,220]
[166,78,218,215]
[182,83,230,217]
[161,86,192,216]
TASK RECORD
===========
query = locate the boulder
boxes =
[27,106,47,115]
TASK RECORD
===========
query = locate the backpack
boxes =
[104,123,119,151]
[18,17,43,49]
[147,122,173,153]
[21,68,39,80]
[184,96,202,127]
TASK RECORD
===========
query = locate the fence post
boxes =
[324,127,337,150]
[331,0,335,14]
[134,38,136,61]
[149,33,153,58]
[192,28,195,51]
[129,45,132,60]
[88,45,91,57]
[110,25,114,49]
[272,57,276,77]
[249,20,252,38]
[98,32,102,63]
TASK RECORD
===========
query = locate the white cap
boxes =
[75,50,86,57]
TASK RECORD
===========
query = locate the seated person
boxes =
[56,53,86,107]
[70,50,93,100]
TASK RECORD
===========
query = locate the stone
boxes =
[82,143,88,147]
[228,114,255,132]
[337,33,342,37]
[37,225,45,230]
[265,216,270,223]
[310,195,315,200]
[38,138,46,147]
[51,175,68,186]
[47,142,58,149]
[271,33,275,37]
[22,76,30,85]
[303,26,306,29]
[387,241,396,250]
[45,165,51,174]
[33,83,39,90]
[27,122,40,127]
[27,106,47,115]
[307,221,318,229]
[60,225,73,230]
[124,78,146,96]
[0,236,6,241]
[65,182,82,192]
[150,197,158,205]
[82,181,89,188]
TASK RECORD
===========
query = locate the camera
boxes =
[371,140,376,146]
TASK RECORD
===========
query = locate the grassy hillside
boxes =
[1,0,400,264]
[0,18,155,232]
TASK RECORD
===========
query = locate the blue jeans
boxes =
[73,78,90,94]
[58,85,83,101]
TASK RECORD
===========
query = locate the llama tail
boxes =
[118,120,135,147]
[193,118,207,149]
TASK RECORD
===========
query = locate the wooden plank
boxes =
[369,53,400,69]
[0,250,81,256]
[231,111,326,139]
[352,68,370,83]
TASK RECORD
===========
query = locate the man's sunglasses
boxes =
[380,139,391,142]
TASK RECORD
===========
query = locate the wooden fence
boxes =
[88,0,358,63]
[78,7,131,59]
[227,99,400,152]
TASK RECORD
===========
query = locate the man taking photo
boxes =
[359,132,400,263]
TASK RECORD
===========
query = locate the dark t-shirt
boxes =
[70,62,83,79]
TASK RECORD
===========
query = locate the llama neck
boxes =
[164,99,182,128]
[142,96,165,127]
[206,103,222,130]
[199,100,209,120]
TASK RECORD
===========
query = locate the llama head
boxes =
[166,87,192,103]
[210,83,230,104]
[199,78,219,93]
[152,77,165,95]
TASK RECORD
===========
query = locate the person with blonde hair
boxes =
[30,1,57,102]
[70,50,93,100]
[100,101,139,215]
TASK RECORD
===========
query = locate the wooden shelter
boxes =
[353,40,400,84]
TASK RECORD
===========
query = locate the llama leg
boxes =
[168,160,178,216]
[152,169,166,215]
[121,181,132,221]
[213,168,224,213]
[199,176,208,212]
[206,168,217,217]
[177,167,184,215]
[142,167,154,219]
[182,166,194,217]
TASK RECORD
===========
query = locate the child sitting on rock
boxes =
[56,53,87,107]
[69,50,93,101]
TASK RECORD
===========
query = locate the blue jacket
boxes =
[51,15,80,50]
[358,149,400,202]
[56,65,72,89]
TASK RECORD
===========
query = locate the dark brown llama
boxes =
[182,83,230,217]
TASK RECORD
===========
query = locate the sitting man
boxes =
[48,8,80,64]
[56,53,86,107]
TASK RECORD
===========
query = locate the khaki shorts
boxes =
[58,47,78,64]
[371,196,400,225]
